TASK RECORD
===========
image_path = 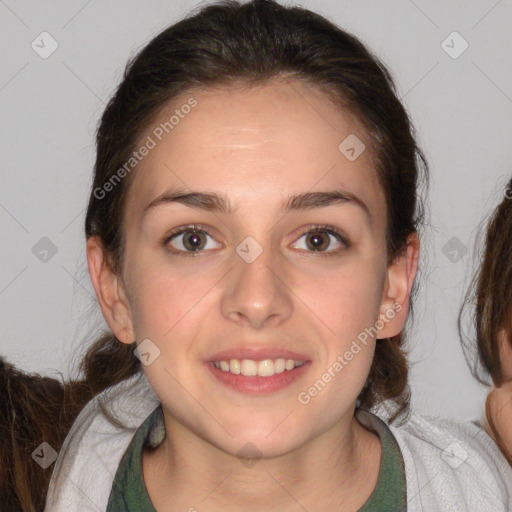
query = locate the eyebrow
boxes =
[142,188,371,221]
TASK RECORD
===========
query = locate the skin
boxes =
[485,328,512,462]
[87,79,419,511]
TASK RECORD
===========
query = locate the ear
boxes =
[377,232,420,339]
[86,236,135,345]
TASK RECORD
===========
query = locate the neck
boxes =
[142,410,382,512]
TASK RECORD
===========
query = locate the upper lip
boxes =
[207,347,311,362]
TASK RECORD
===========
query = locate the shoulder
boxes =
[386,410,512,512]
[44,371,160,512]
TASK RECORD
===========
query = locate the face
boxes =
[498,328,512,381]
[88,79,416,458]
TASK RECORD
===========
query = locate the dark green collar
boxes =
[356,409,408,511]
[106,406,407,511]
[106,406,161,512]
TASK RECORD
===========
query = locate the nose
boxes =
[220,239,293,329]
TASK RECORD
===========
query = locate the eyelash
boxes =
[161,223,350,258]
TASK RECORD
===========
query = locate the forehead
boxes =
[126,79,385,224]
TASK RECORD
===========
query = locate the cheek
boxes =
[128,262,211,344]
[304,264,382,381]
[498,330,512,380]
[305,262,383,334]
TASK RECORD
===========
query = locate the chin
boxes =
[207,421,307,460]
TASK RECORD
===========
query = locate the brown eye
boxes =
[304,231,331,251]
[181,231,207,251]
[291,225,349,256]
[164,227,221,254]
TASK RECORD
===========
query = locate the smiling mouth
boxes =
[210,358,305,377]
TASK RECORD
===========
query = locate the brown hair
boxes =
[1,0,428,509]
[459,177,512,463]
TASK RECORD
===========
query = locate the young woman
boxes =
[2,1,511,511]
[459,177,512,466]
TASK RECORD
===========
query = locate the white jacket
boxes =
[44,372,512,511]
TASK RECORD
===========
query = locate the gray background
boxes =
[1,0,511,422]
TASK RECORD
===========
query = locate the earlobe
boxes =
[377,233,420,339]
[86,236,135,345]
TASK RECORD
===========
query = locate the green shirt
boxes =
[106,406,407,511]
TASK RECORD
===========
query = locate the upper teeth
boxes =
[211,358,305,377]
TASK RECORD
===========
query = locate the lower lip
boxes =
[205,361,312,395]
